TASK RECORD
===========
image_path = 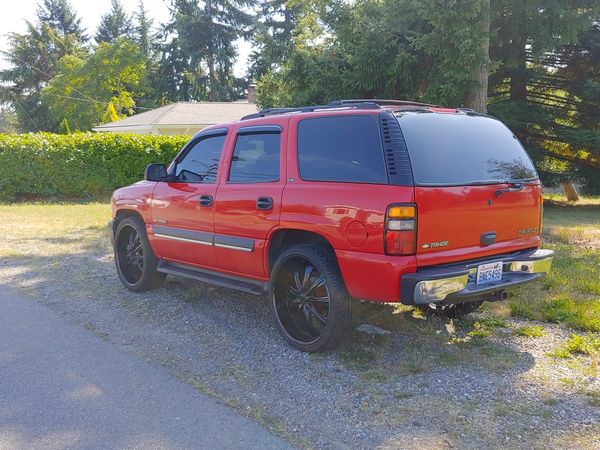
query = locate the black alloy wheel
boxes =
[114,216,165,292]
[270,244,351,352]
[116,224,144,284]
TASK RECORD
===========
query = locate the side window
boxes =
[297,115,388,184]
[175,134,226,183]
[228,132,281,183]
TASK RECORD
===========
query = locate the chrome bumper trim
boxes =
[414,274,469,305]
[412,249,554,304]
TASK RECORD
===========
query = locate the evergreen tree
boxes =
[541,20,600,194]
[248,0,299,81]
[36,0,87,39]
[488,1,600,191]
[159,0,254,102]
[95,0,133,44]
[0,0,86,131]
[132,0,161,108]
[256,0,490,108]
[134,0,155,59]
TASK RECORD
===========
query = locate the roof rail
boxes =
[328,99,439,108]
[241,101,381,121]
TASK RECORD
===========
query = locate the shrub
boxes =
[0,132,190,201]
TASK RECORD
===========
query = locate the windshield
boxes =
[396,112,538,186]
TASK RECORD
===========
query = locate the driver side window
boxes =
[175,134,226,183]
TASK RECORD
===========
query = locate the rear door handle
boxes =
[495,183,524,197]
[199,194,213,207]
[256,196,273,210]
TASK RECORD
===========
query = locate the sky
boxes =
[0,0,251,76]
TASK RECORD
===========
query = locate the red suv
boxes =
[109,99,553,352]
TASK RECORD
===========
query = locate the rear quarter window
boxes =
[397,113,538,185]
[297,115,388,184]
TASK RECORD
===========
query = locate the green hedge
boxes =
[0,133,190,201]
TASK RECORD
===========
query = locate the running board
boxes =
[157,260,268,296]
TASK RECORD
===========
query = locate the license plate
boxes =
[476,262,503,285]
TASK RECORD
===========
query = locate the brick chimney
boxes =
[247,84,257,104]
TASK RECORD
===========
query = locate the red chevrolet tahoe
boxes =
[109,99,553,352]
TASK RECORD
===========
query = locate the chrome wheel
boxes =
[272,256,331,345]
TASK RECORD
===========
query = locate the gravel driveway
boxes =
[0,226,598,449]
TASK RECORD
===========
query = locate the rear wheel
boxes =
[416,300,483,319]
[270,244,351,352]
[114,216,165,292]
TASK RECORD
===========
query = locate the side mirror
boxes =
[145,163,168,182]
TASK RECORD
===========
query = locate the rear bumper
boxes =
[400,248,554,305]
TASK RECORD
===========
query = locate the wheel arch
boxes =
[112,208,147,238]
[114,207,144,224]
[266,228,337,275]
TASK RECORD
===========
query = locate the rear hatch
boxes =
[397,111,542,267]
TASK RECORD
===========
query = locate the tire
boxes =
[114,216,165,292]
[416,300,483,319]
[269,244,351,352]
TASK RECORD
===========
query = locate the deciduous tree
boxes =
[42,38,146,131]
[0,0,86,132]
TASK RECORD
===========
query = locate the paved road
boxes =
[0,286,293,450]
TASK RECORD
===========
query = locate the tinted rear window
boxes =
[297,115,388,184]
[229,133,280,183]
[397,113,538,185]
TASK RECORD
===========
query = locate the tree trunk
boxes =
[206,0,216,101]
[562,181,580,202]
[508,2,528,103]
[464,0,490,113]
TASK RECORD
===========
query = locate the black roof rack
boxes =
[240,99,438,121]
[328,99,438,108]
[241,101,381,121]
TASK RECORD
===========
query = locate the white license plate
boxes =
[476,262,503,285]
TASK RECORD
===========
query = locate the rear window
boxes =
[229,133,280,183]
[297,115,388,184]
[397,113,538,185]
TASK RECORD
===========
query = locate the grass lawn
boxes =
[0,202,109,259]
[0,202,109,242]
[498,197,600,332]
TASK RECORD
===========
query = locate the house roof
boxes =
[92,101,258,131]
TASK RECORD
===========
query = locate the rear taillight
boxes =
[385,204,417,255]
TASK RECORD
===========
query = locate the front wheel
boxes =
[416,300,483,319]
[114,216,165,292]
[270,244,351,352]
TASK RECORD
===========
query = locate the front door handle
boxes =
[199,194,213,207]
[256,196,273,210]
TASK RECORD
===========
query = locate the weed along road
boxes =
[0,286,293,450]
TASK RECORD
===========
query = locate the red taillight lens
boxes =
[385,205,417,255]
